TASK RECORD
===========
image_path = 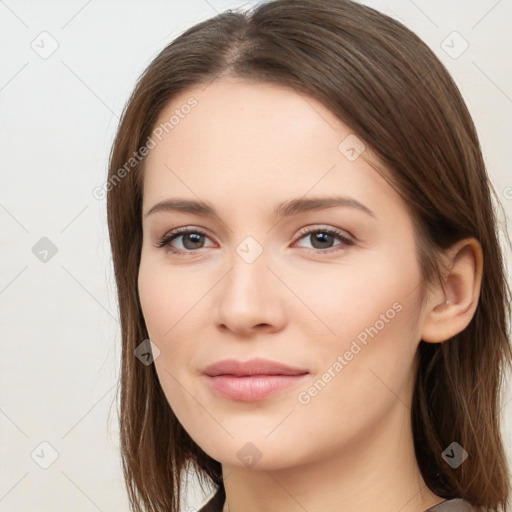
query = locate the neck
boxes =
[220,401,444,512]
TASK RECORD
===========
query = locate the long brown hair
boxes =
[106,1,512,510]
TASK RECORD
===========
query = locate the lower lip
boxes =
[205,374,309,401]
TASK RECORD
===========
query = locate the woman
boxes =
[106,1,512,511]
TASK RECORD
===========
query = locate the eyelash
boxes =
[155,226,354,256]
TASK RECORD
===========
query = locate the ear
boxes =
[421,237,483,343]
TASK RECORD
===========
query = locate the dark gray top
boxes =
[425,499,476,511]
[197,487,477,512]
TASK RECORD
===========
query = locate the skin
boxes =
[137,77,483,512]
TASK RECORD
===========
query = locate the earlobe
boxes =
[421,238,483,343]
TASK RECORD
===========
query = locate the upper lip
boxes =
[203,357,309,377]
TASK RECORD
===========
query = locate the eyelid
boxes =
[294,224,354,243]
[155,224,355,254]
[154,226,214,250]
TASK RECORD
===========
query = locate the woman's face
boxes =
[138,77,429,470]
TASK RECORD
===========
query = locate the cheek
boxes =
[138,261,202,426]
[137,260,195,396]
[309,251,421,354]
[137,257,204,340]
[291,291,421,460]
[137,257,208,381]
[303,244,423,409]
[137,264,168,340]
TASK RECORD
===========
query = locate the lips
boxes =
[202,357,309,377]
[202,358,310,401]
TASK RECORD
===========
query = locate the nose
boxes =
[215,249,287,337]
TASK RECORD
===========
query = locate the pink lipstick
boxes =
[202,357,309,402]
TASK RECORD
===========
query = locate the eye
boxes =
[155,225,354,255]
[293,226,354,253]
[155,227,215,255]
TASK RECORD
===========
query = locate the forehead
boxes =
[141,78,401,221]
[146,77,345,165]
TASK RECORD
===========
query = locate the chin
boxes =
[197,436,308,472]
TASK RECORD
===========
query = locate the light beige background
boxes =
[1,0,510,510]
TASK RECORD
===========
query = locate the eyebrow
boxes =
[144,195,375,219]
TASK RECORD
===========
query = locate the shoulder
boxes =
[195,491,479,512]
[425,498,479,511]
